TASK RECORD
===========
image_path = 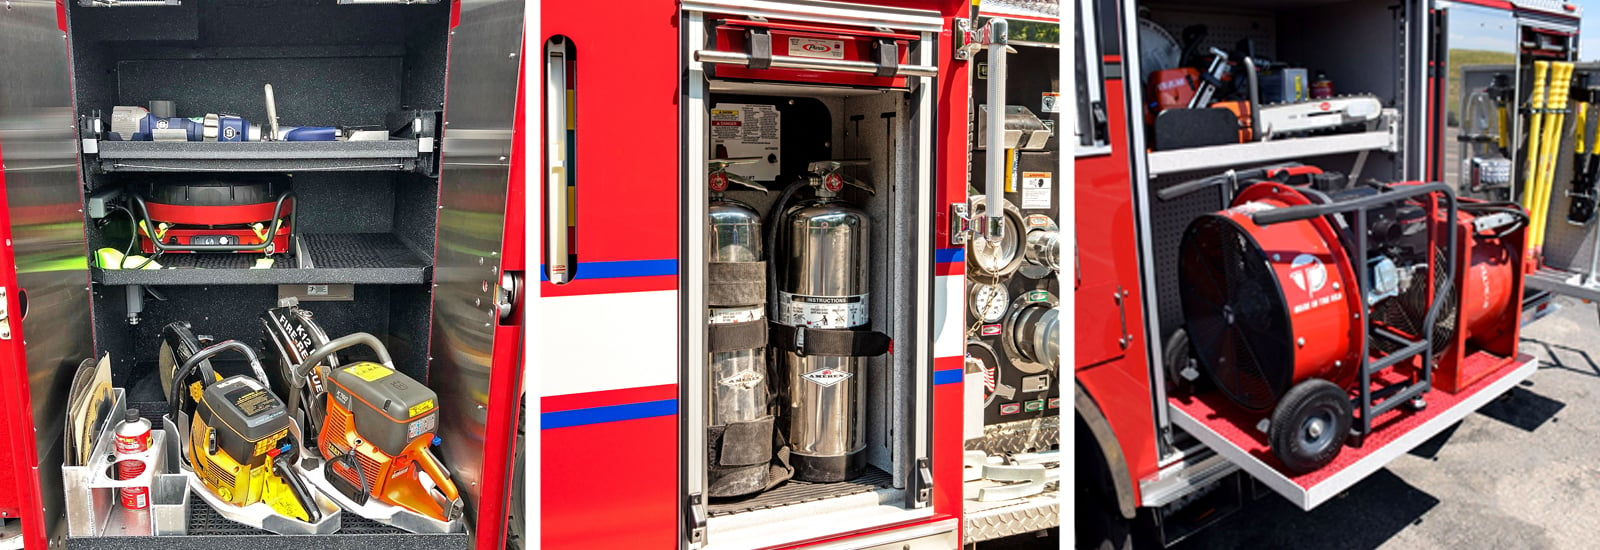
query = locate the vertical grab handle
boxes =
[971,18,1009,243]
[545,38,573,284]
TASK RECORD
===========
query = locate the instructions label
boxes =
[788,37,845,59]
[711,103,782,181]
[1021,172,1053,209]
[778,292,868,329]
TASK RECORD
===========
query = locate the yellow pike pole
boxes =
[1524,61,1550,218]
[1534,62,1576,258]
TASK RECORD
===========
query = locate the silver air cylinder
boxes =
[778,188,870,482]
[706,194,772,497]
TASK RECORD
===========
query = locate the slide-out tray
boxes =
[1169,353,1537,510]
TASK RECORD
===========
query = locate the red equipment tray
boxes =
[1169,352,1537,510]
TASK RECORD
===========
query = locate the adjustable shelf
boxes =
[92,233,430,286]
[1147,129,1396,178]
[93,140,429,173]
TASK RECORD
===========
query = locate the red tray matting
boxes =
[1169,352,1537,510]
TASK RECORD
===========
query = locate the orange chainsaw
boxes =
[268,314,464,526]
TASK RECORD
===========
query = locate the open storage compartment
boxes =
[1136,0,1408,180]
[677,4,942,547]
[697,80,926,550]
[57,0,486,546]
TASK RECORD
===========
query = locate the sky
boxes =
[1584,1,1600,60]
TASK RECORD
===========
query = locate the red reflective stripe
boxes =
[1453,0,1514,10]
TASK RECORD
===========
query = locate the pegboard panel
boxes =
[1146,172,1233,345]
[1143,4,1278,62]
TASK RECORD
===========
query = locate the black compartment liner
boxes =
[93,233,430,286]
[706,467,893,517]
[95,141,424,173]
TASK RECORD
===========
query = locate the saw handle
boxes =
[168,340,269,416]
[415,447,463,514]
[273,448,322,523]
[289,332,393,426]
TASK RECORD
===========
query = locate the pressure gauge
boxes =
[969,282,1010,324]
[966,197,1026,281]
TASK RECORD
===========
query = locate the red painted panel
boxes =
[542,0,680,268]
[933,356,964,519]
[1073,75,1161,489]
[541,415,679,549]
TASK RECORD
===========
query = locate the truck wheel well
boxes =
[1076,382,1137,519]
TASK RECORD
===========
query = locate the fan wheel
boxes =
[1269,378,1352,474]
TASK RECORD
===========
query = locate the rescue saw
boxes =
[1256,96,1384,140]
[264,301,465,533]
[158,325,341,534]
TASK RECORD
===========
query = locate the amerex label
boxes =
[788,37,845,60]
[720,370,765,390]
[711,103,781,181]
[779,292,868,329]
[801,368,853,387]
[1021,172,1053,209]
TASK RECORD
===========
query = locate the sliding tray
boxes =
[92,233,430,286]
[1168,353,1537,510]
[93,140,428,173]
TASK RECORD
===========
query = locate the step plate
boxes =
[1168,352,1536,510]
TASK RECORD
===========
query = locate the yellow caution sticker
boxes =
[409,399,435,418]
[345,362,393,382]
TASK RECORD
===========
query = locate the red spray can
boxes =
[114,408,153,510]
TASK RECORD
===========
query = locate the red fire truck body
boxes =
[538,1,1059,548]
[1075,0,1579,546]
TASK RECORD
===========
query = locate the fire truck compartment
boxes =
[51,0,500,545]
[1138,0,1408,179]
[1168,352,1537,510]
[696,82,930,540]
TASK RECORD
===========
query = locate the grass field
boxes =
[1448,49,1518,124]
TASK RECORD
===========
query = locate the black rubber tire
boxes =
[1163,327,1209,395]
[1076,415,1133,550]
[1269,379,1352,474]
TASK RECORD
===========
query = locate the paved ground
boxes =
[1174,296,1600,549]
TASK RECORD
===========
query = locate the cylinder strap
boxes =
[709,320,768,353]
[769,322,891,357]
[709,261,767,307]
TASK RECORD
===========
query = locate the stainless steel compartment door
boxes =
[0,2,94,545]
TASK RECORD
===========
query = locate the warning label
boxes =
[711,103,781,181]
[778,292,869,329]
[1021,172,1052,209]
[1041,93,1060,113]
[710,305,764,325]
